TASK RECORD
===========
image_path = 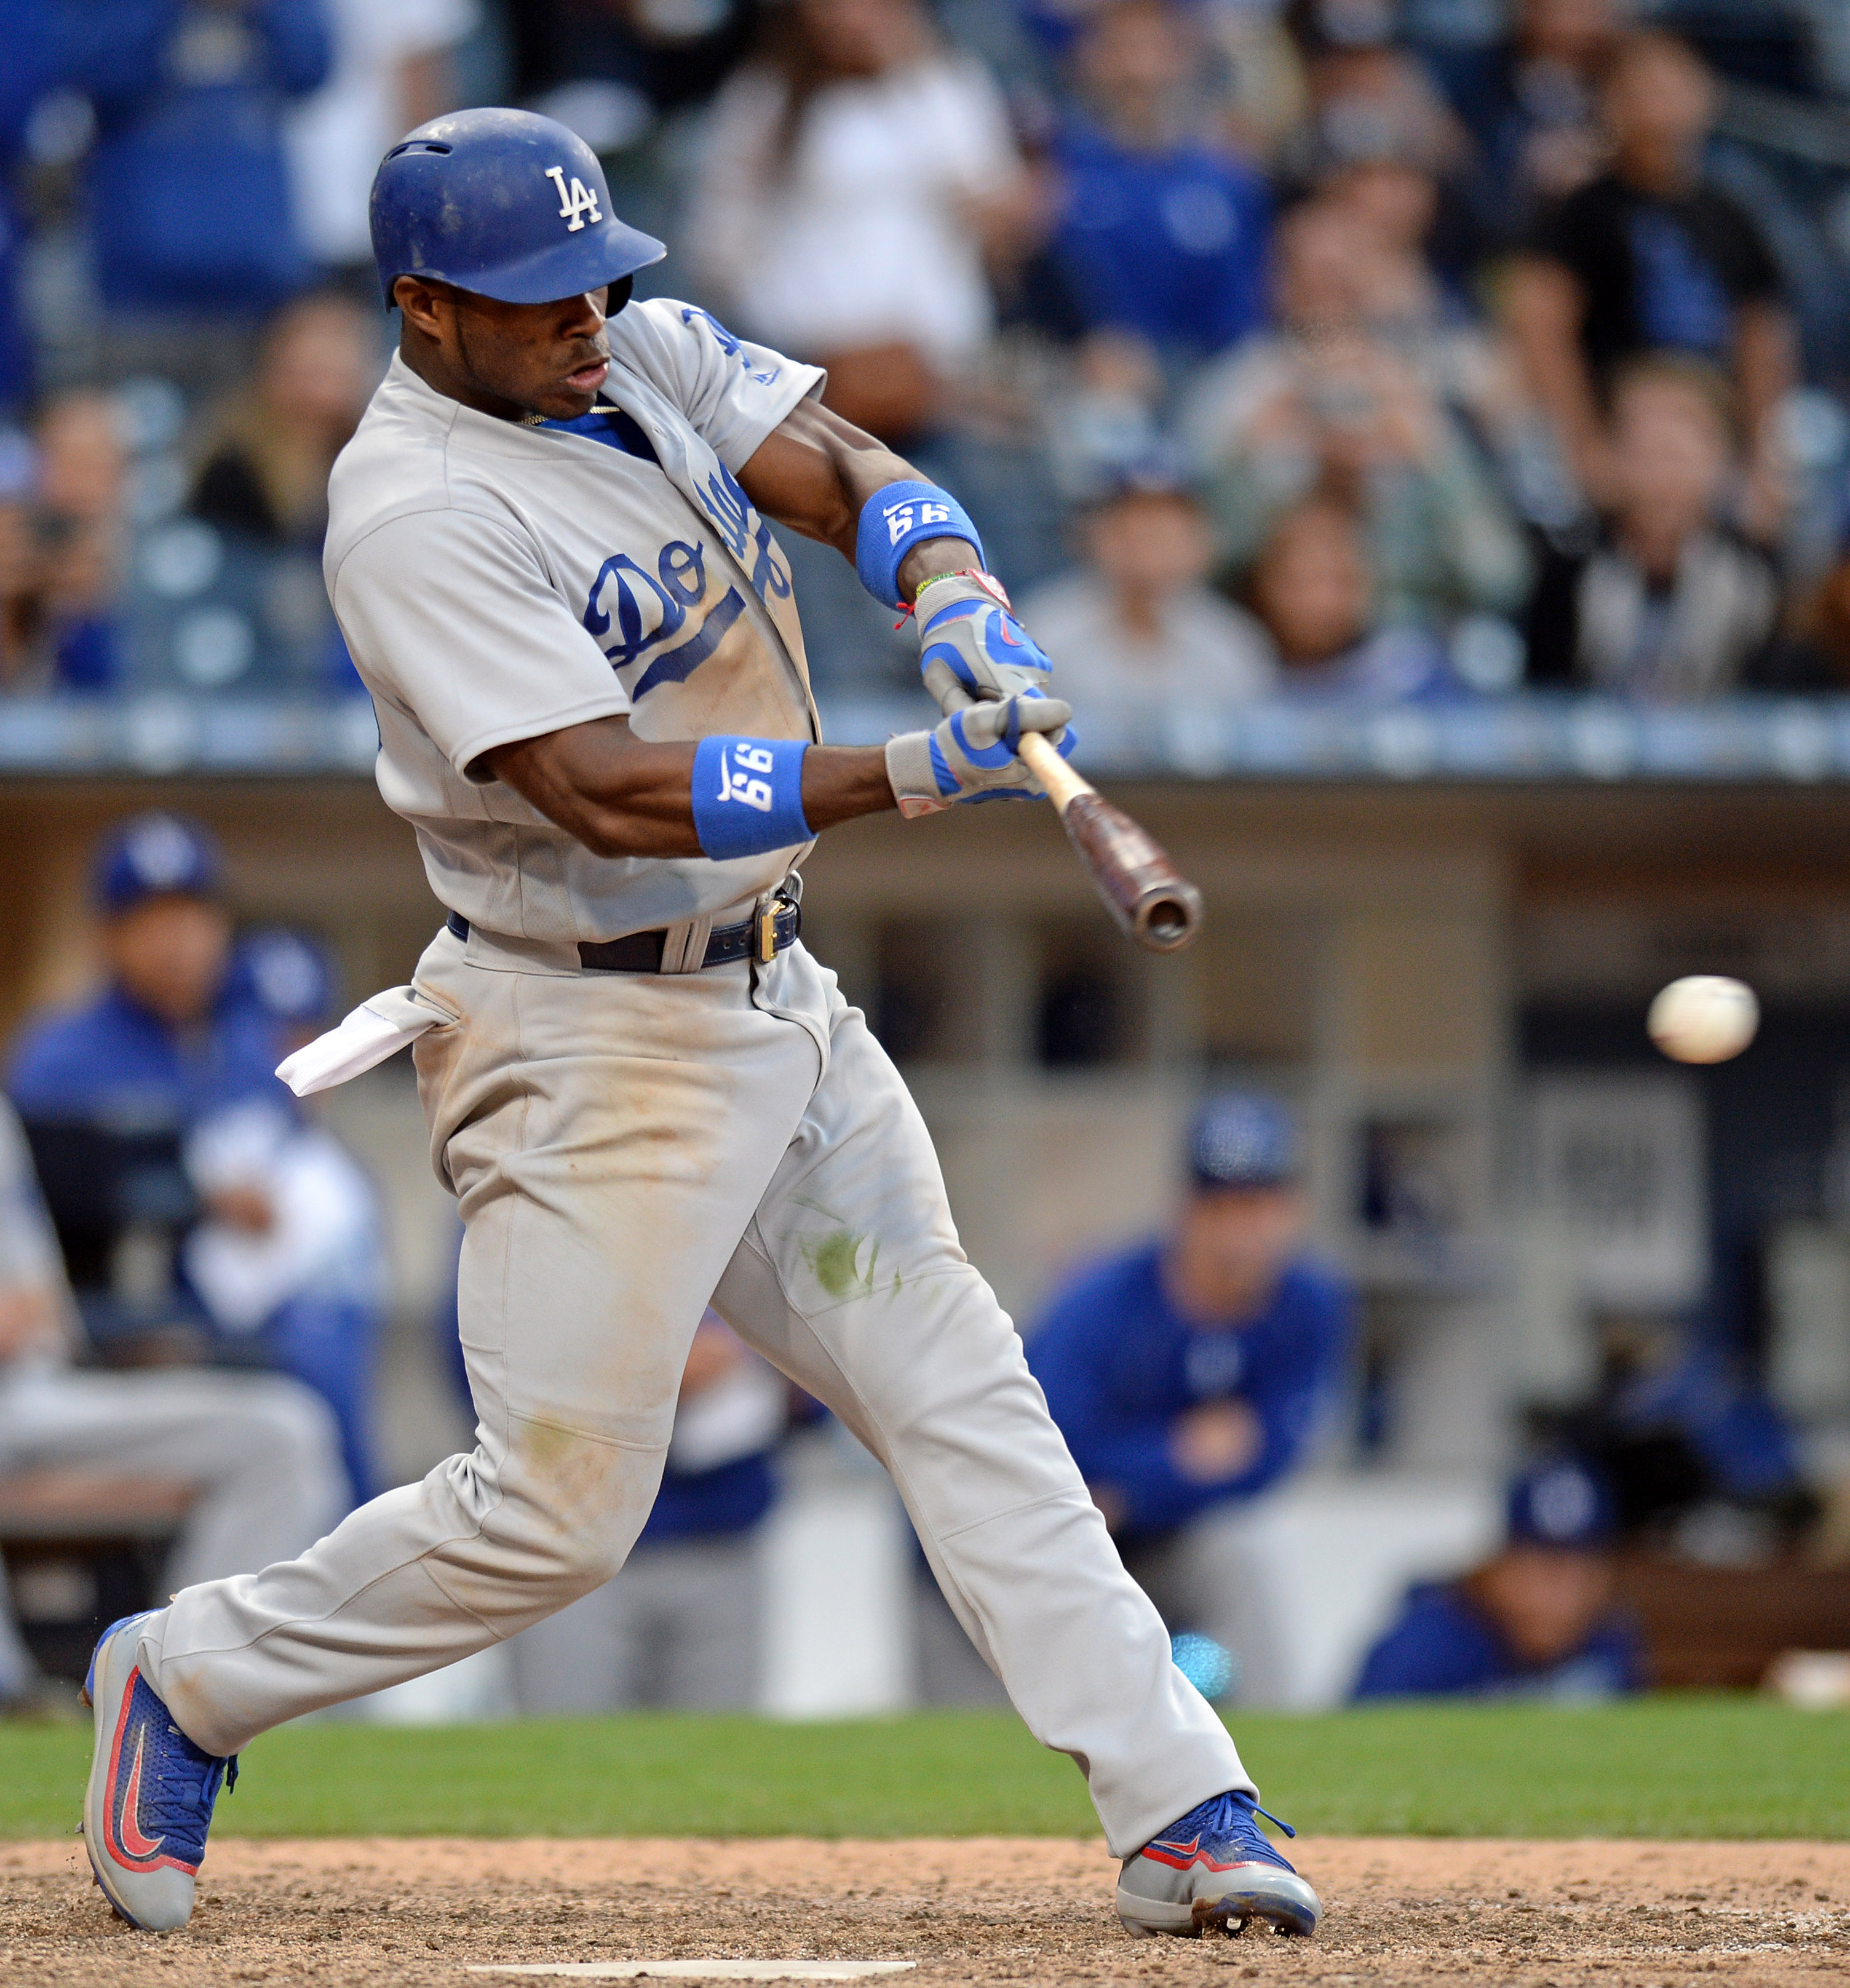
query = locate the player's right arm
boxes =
[483,720,893,858]
[486,686,1071,857]
[334,494,1066,864]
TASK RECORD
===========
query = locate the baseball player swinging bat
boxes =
[77,108,1316,1947]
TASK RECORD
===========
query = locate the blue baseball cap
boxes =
[1188,1093,1300,1191]
[1506,1458,1616,1551]
[1078,442,1197,510]
[93,813,223,915]
[225,928,336,1026]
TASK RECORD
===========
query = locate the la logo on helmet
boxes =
[544,165,603,233]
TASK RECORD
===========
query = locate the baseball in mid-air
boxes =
[1648,975,1760,1064]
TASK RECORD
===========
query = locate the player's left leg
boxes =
[714,953,1320,1936]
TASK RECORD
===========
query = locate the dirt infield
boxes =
[4,1837,1847,1988]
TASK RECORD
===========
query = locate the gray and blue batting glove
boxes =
[884,690,1074,817]
[915,571,1054,716]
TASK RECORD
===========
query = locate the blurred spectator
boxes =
[1432,0,1621,250]
[0,394,128,694]
[1351,1457,1645,1700]
[510,0,759,134]
[1775,541,1850,688]
[1304,146,1586,535]
[1018,458,1277,710]
[1242,497,1459,701]
[1504,31,1795,519]
[285,0,478,285]
[0,3,183,418]
[685,0,1038,440]
[1306,119,1477,312]
[30,393,129,688]
[1031,0,1272,365]
[1043,330,1169,504]
[1282,0,1472,193]
[1197,0,1310,163]
[6,815,377,1499]
[511,1313,787,1711]
[1186,200,1534,627]
[189,291,380,549]
[0,1091,347,1716]
[1027,1094,1351,1704]
[84,0,333,381]
[1524,356,1781,698]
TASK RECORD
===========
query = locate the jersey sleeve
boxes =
[610,296,825,471]
[330,506,632,782]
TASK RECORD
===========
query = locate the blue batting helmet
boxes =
[369,108,666,309]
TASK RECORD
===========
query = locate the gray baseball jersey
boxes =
[325,300,825,942]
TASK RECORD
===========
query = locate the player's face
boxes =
[397,278,621,422]
[458,286,613,419]
[1473,1546,1616,1664]
[105,894,232,1027]
[1168,1185,1306,1322]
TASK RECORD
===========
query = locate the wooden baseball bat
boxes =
[1017,731,1204,953]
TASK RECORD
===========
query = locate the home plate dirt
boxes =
[3,1837,1848,1988]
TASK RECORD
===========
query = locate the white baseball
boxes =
[1647,976,1759,1064]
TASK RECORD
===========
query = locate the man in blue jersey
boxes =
[1352,1457,1644,1701]
[1027,1094,1351,1702]
[6,816,376,1494]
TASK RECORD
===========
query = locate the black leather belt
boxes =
[445,896,800,972]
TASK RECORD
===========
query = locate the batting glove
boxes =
[915,572,1055,716]
[885,691,1074,817]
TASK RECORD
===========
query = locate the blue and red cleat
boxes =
[1116,1789,1324,1938]
[80,1614,236,1930]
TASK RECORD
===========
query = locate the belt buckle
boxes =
[756,880,800,965]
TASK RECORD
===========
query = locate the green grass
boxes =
[4,1700,1845,1841]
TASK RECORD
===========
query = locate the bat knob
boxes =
[1136,883,1204,953]
[1062,793,1205,955]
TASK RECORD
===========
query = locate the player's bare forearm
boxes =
[736,399,975,601]
[483,716,894,859]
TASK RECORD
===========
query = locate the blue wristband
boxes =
[691,736,812,861]
[854,481,983,610]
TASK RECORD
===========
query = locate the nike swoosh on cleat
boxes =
[115,1728,164,1862]
[1143,1838,1280,1874]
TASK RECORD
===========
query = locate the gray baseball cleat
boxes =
[80,1614,237,1931]
[1116,1789,1324,1938]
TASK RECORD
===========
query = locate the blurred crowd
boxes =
[5,0,1850,710]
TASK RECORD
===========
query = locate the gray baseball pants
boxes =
[136,929,1250,1855]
